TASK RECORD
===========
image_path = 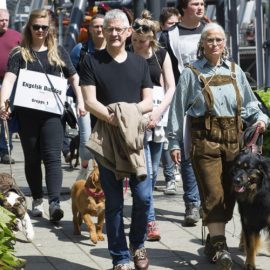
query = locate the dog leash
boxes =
[240,125,263,154]
[3,100,13,177]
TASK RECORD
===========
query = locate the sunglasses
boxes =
[132,22,151,33]
[32,24,49,31]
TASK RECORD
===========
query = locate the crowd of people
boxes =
[0,1,268,270]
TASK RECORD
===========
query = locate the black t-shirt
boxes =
[146,48,166,87]
[79,49,153,106]
[7,46,76,78]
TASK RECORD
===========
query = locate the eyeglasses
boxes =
[206,38,224,45]
[32,24,49,31]
[91,25,103,30]
[103,27,127,34]
[132,22,151,33]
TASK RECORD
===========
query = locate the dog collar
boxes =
[84,187,104,199]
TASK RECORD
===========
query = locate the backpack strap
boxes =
[77,42,89,70]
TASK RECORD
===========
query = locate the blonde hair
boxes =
[18,9,65,66]
[133,10,160,51]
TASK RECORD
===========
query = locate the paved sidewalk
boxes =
[2,138,269,270]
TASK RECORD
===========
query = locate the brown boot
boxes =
[204,234,232,270]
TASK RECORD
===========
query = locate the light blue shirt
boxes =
[167,57,269,151]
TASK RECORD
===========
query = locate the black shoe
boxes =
[1,154,15,164]
[205,234,232,270]
[184,203,200,225]
[49,201,64,222]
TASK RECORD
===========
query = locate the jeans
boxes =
[161,148,175,183]
[17,109,63,204]
[146,141,163,222]
[0,120,13,155]
[180,142,200,207]
[77,112,92,161]
[98,152,151,265]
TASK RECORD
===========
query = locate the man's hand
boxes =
[171,149,181,165]
[106,113,118,126]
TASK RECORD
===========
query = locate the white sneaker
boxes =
[32,198,44,217]
[164,180,177,195]
[76,167,90,180]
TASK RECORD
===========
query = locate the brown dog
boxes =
[71,162,105,244]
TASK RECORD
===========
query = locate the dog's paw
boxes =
[90,233,98,244]
[20,214,35,242]
[97,234,105,241]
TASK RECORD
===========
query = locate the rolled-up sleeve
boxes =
[167,70,190,151]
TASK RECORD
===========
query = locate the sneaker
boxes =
[184,203,200,226]
[113,263,133,270]
[164,180,177,195]
[76,166,90,180]
[147,221,161,241]
[131,247,149,270]
[207,235,232,270]
[49,201,64,222]
[1,154,15,164]
[32,198,44,217]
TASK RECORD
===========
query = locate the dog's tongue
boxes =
[235,186,245,193]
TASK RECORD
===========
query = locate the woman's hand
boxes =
[254,120,266,133]
[0,106,11,120]
[76,101,87,117]
[170,149,181,165]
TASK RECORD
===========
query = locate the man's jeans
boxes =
[77,112,92,161]
[180,142,200,207]
[98,155,151,265]
[146,141,163,222]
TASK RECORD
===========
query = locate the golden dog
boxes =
[71,163,105,244]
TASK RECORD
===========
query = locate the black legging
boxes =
[17,108,63,203]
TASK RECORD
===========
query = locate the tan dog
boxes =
[71,162,105,244]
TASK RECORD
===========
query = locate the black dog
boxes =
[231,150,270,270]
[69,135,80,168]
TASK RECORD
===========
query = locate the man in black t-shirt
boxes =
[80,9,152,270]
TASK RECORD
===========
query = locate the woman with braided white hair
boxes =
[167,22,268,269]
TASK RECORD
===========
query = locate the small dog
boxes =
[0,173,35,242]
[69,134,80,168]
[71,162,105,244]
[231,150,270,270]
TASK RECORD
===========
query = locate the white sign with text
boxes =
[14,69,67,115]
[152,85,169,127]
